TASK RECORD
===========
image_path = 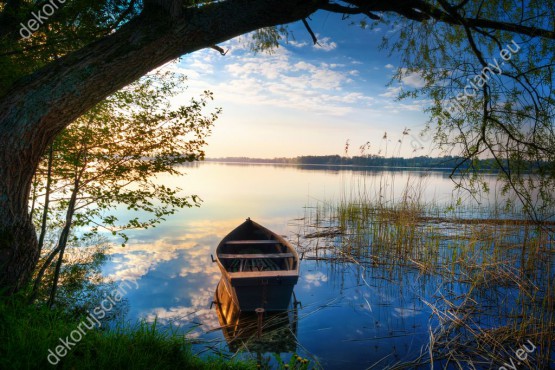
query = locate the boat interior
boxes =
[218,223,297,273]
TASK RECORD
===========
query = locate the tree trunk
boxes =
[0,136,40,294]
[28,244,62,304]
[0,0,319,294]
[37,145,54,257]
[47,175,79,307]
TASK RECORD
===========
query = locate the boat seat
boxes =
[218,253,294,259]
[225,240,281,245]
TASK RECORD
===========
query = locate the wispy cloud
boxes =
[400,68,426,88]
[175,45,373,116]
[155,21,431,157]
[289,40,308,48]
[314,36,337,51]
[379,86,402,98]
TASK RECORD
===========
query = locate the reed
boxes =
[294,174,554,369]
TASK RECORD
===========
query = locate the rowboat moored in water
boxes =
[213,218,299,311]
[213,277,298,352]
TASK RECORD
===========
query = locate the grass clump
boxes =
[0,294,255,370]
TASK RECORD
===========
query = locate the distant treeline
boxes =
[206,155,508,171]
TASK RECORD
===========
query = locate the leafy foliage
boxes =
[31,70,218,246]
[248,26,289,53]
[379,1,555,219]
[0,0,142,95]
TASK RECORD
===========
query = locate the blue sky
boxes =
[171,11,434,158]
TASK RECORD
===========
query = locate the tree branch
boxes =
[413,0,555,39]
[143,0,183,19]
[210,44,228,55]
[0,0,320,181]
[319,2,380,20]
[302,18,318,45]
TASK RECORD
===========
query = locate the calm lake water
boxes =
[100,162,549,369]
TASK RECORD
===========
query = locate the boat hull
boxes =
[214,278,298,352]
[222,273,298,311]
[215,218,300,312]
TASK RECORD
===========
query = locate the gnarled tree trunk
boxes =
[0,0,318,294]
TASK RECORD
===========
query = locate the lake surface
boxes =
[100,162,550,369]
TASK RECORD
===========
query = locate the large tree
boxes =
[0,0,553,294]
[28,71,217,306]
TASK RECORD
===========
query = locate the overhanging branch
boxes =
[143,0,183,18]
[302,18,318,45]
[319,2,380,20]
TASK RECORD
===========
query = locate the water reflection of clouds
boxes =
[106,242,183,282]
[179,251,219,278]
[102,219,262,338]
[392,307,422,318]
[145,287,221,338]
[104,220,240,282]
[100,165,505,368]
[145,305,197,324]
[303,271,328,288]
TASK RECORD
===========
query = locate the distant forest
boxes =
[205,155,509,171]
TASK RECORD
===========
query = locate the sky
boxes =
[168,11,434,159]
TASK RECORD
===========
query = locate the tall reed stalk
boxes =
[294,173,554,368]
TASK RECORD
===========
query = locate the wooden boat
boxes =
[213,278,298,352]
[214,218,299,311]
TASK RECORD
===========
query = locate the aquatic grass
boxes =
[293,175,555,369]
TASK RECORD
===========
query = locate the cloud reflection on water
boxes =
[303,271,328,288]
[102,217,433,367]
[104,220,237,283]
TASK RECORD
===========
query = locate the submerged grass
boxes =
[294,173,555,369]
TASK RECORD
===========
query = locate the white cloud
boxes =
[172,35,428,125]
[396,101,428,111]
[400,68,426,88]
[379,86,402,98]
[293,61,317,72]
[324,92,373,104]
[383,99,429,112]
[218,34,251,55]
[186,49,370,116]
[314,37,337,51]
[289,40,308,48]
